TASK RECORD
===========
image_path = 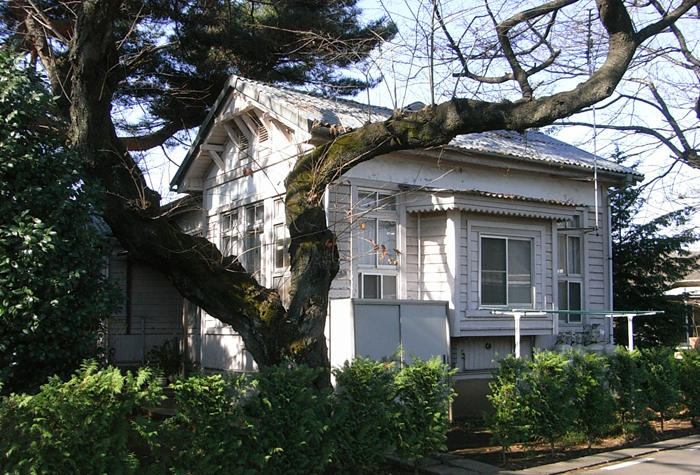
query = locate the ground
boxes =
[378,417,699,474]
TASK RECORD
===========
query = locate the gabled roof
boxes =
[172,75,642,190]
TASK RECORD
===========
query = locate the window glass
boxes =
[245,229,262,278]
[558,281,582,323]
[481,237,532,306]
[362,274,380,299]
[568,282,582,323]
[558,231,583,323]
[247,203,264,226]
[221,210,239,256]
[377,192,396,211]
[568,236,581,275]
[357,219,377,266]
[377,220,397,265]
[358,191,375,210]
[557,235,567,275]
[274,223,289,268]
[508,240,532,304]
[274,199,285,219]
[355,189,399,299]
[383,275,397,299]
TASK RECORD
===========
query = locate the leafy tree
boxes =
[0,52,120,395]
[606,348,650,440]
[611,156,699,348]
[522,351,577,455]
[639,347,683,432]
[486,355,530,464]
[677,349,700,419]
[4,0,699,386]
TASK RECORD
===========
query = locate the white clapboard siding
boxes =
[419,211,451,302]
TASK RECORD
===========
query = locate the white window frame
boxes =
[557,221,584,324]
[354,189,399,299]
[220,209,240,257]
[479,235,534,308]
[244,203,264,282]
[271,198,290,305]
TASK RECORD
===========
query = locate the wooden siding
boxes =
[328,183,352,299]
[419,211,451,302]
[405,213,420,297]
[107,253,183,366]
[451,336,534,374]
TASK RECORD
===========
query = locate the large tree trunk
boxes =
[68,0,300,374]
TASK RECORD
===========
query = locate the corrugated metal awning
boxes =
[400,185,584,221]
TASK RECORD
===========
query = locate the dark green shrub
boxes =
[151,373,252,475]
[566,351,615,448]
[485,354,529,463]
[393,357,455,470]
[244,365,333,475]
[522,351,577,455]
[330,358,399,474]
[606,348,650,439]
[0,52,120,395]
[677,350,700,418]
[639,347,683,432]
[0,361,161,475]
[146,339,182,378]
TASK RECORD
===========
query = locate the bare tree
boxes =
[5,0,699,386]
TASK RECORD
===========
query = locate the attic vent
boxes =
[236,129,249,151]
[247,111,269,143]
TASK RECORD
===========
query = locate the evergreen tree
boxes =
[611,156,699,348]
[0,52,120,395]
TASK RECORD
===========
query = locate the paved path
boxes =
[394,434,700,475]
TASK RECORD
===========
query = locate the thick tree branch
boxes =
[68,0,295,370]
[120,120,190,151]
[494,0,577,100]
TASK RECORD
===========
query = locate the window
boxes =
[360,274,397,299]
[557,231,583,323]
[244,203,264,280]
[221,210,240,256]
[272,199,290,305]
[355,190,398,299]
[357,218,397,266]
[480,236,532,306]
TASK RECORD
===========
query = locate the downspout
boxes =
[126,254,132,335]
[607,192,614,344]
[418,212,422,299]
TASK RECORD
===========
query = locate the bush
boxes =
[605,348,650,439]
[0,52,120,395]
[330,358,398,474]
[485,355,529,463]
[677,350,700,418]
[151,373,251,475]
[393,357,455,468]
[1,359,456,474]
[566,351,615,447]
[639,347,683,432]
[244,365,333,475]
[522,351,578,455]
[0,361,161,475]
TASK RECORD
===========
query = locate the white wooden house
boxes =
[157,75,640,417]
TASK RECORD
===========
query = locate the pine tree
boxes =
[611,156,699,348]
